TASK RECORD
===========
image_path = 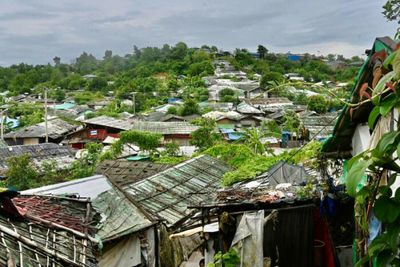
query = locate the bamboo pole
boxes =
[23,213,98,244]
[0,224,82,267]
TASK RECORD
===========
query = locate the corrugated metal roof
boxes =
[4,117,80,139]
[114,155,231,227]
[130,121,198,135]
[236,102,264,114]
[93,189,153,242]
[96,160,171,187]
[83,115,132,130]
[0,195,97,266]
[83,115,199,135]
[0,143,76,175]
[20,173,153,242]
[22,174,111,199]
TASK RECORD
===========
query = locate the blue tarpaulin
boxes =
[228,132,244,141]
[0,117,19,129]
[53,102,75,110]
[220,128,235,134]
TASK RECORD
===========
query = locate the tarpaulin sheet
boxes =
[98,234,141,267]
[231,210,264,267]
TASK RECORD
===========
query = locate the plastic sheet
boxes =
[231,210,264,267]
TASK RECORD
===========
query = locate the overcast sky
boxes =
[0,0,397,66]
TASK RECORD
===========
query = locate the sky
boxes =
[0,0,398,66]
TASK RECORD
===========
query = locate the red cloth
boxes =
[314,209,336,267]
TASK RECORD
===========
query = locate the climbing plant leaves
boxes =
[375,131,400,157]
[368,106,380,129]
[374,196,400,223]
[372,71,396,105]
[346,158,371,197]
[379,94,398,116]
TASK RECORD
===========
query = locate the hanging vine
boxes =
[347,49,400,266]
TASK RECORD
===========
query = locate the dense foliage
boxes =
[3,154,39,190]
[346,48,400,265]
[190,118,221,150]
[204,141,321,186]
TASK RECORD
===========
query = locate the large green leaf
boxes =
[374,196,400,223]
[387,224,400,252]
[376,131,400,157]
[393,49,400,78]
[368,106,381,129]
[372,71,396,105]
[368,235,389,256]
[383,50,398,69]
[346,158,371,197]
[397,142,400,160]
[376,250,395,267]
[348,151,366,170]
[379,94,398,116]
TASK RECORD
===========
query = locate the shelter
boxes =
[248,160,312,187]
[101,155,231,228]
[0,143,76,176]
[21,174,158,267]
[4,117,80,145]
[322,36,399,157]
[184,160,336,267]
[78,115,199,146]
[0,192,98,266]
[97,156,232,267]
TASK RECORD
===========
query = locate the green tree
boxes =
[190,118,220,150]
[219,88,236,102]
[242,128,272,155]
[307,95,328,113]
[70,142,103,179]
[5,154,39,190]
[75,52,98,74]
[112,130,161,156]
[167,106,178,115]
[257,45,268,59]
[260,119,281,138]
[86,77,108,91]
[260,72,284,89]
[180,99,200,116]
[164,141,180,157]
[282,110,301,138]
[383,0,400,23]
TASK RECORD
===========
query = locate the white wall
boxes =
[351,124,371,156]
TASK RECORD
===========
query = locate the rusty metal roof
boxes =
[0,195,98,267]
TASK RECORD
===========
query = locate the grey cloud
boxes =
[0,0,397,65]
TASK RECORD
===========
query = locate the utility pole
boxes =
[44,88,49,143]
[132,92,136,116]
[0,109,6,140]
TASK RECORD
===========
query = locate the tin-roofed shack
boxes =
[178,160,349,267]
[0,191,98,267]
[21,174,159,267]
[3,117,80,146]
[0,143,76,177]
[97,155,231,267]
[66,115,199,148]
